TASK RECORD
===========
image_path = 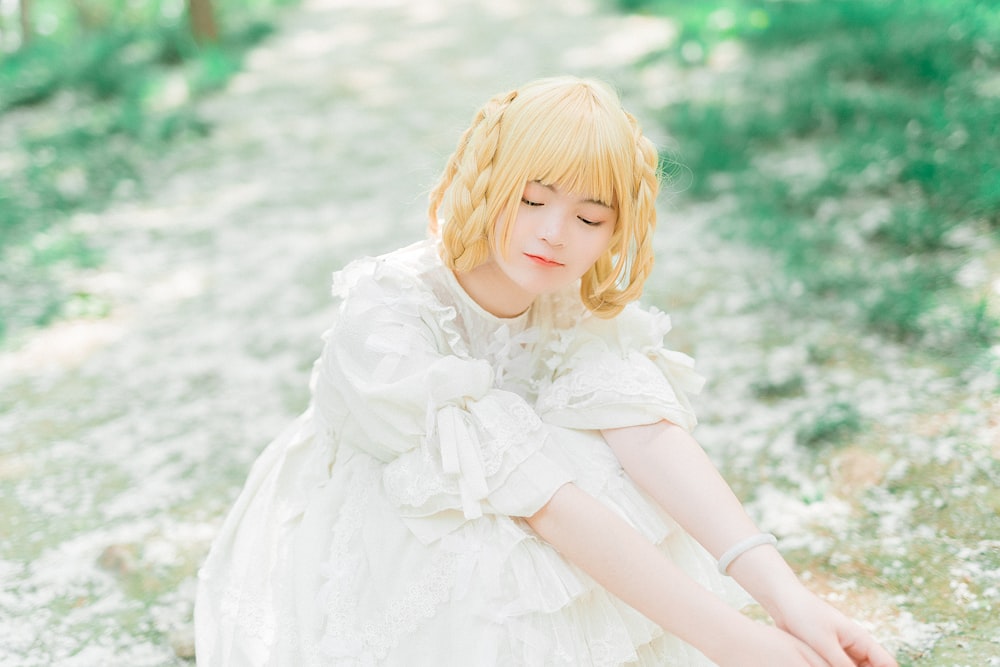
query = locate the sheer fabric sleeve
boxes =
[536,304,705,432]
[311,257,573,544]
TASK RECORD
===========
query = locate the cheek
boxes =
[592,228,616,260]
[575,236,612,274]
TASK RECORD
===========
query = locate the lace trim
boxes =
[471,399,544,476]
[538,353,678,412]
[382,397,546,517]
[317,467,372,659]
[217,577,276,650]
[212,511,306,663]
[317,463,459,663]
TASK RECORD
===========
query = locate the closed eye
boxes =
[578,216,601,226]
[521,197,542,207]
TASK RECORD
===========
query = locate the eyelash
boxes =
[521,197,602,226]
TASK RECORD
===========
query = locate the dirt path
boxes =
[2,0,993,664]
[0,2,687,664]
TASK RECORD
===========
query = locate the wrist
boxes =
[717,533,777,575]
[694,610,765,666]
[725,543,804,619]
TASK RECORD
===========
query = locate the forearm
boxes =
[526,483,758,663]
[601,421,802,614]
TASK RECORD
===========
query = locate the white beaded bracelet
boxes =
[717,533,778,575]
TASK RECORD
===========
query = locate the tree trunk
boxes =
[188,0,219,44]
[19,0,31,45]
[70,0,107,31]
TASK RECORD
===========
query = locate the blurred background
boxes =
[1,0,998,665]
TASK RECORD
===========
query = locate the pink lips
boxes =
[525,253,564,267]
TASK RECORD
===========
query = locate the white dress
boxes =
[195,239,747,666]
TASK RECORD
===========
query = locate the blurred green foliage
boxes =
[0,0,296,344]
[795,400,863,448]
[624,4,1000,661]
[628,0,1000,360]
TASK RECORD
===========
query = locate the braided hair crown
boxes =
[428,76,660,317]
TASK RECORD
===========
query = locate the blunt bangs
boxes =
[495,82,633,213]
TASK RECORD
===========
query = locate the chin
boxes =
[525,278,575,296]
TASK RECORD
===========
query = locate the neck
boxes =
[453,260,533,318]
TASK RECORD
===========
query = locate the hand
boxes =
[714,623,829,667]
[769,587,899,667]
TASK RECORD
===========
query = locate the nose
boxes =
[538,210,567,246]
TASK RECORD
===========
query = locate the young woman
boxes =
[195,76,898,667]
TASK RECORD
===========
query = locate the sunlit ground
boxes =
[1,0,998,665]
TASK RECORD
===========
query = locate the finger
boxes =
[844,639,898,667]
[791,626,853,667]
[858,645,898,667]
[840,628,898,667]
[814,638,854,667]
[790,633,834,667]
[805,647,832,667]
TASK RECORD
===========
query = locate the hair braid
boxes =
[427,108,483,233]
[628,111,660,289]
[429,89,518,271]
[581,111,660,317]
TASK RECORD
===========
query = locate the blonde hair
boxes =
[427,76,660,318]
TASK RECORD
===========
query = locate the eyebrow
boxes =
[532,181,614,209]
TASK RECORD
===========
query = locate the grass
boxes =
[837,451,1000,664]
[719,390,1000,662]
[795,400,864,448]
[0,0,297,347]
[626,0,1000,365]
[616,2,1000,659]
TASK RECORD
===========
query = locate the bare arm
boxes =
[601,420,898,667]
[600,420,800,609]
[526,483,824,667]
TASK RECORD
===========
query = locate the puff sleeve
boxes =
[310,257,573,544]
[536,304,705,432]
